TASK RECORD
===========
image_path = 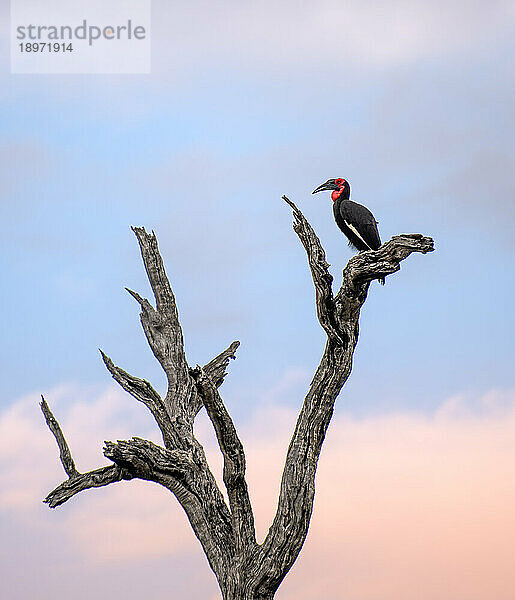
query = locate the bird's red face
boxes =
[332,178,347,202]
[312,178,350,201]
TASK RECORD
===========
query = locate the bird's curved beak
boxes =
[312,179,338,194]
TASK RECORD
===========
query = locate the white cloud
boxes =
[149,0,515,74]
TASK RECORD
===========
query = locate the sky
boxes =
[1,1,514,599]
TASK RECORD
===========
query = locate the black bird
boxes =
[312,177,384,284]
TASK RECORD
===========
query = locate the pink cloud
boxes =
[275,390,515,600]
[0,384,197,564]
[1,385,514,599]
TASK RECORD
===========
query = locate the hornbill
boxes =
[312,177,385,284]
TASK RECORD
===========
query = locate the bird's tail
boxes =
[379,277,385,285]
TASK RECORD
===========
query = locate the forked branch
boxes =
[41,396,132,508]
[248,198,434,594]
[42,227,244,588]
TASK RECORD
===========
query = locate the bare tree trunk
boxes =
[41,196,433,599]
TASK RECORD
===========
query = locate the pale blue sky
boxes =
[1,0,513,420]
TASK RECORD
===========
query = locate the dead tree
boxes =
[41,196,433,600]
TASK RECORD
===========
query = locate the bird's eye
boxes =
[335,178,344,186]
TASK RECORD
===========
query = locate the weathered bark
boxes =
[41,199,433,599]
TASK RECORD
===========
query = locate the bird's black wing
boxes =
[338,200,381,251]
